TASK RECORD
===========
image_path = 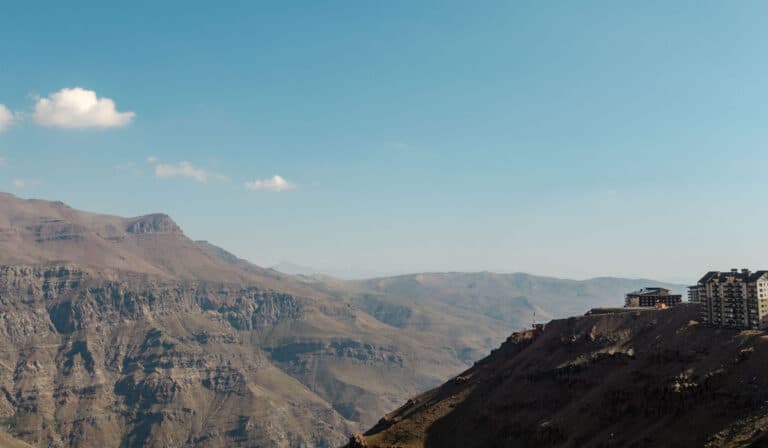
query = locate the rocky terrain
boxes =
[353,304,768,448]
[0,262,519,447]
[0,192,685,447]
[0,264,349,447]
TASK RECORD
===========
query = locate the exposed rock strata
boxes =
[0,265,350,447]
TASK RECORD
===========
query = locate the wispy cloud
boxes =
[12,179,39,189]
[245,175,296,192]
[147,158,228,183]
[0,104,17,133]
[154,161,209,183]
[34,87,134,129]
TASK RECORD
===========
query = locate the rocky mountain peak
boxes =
[124,213,182,234]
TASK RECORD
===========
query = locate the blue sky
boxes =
[1,1,767,281]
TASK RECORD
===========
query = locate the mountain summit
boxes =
[0,193,291,285]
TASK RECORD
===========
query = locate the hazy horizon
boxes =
[267,258,696,284]
[2,2,767,282]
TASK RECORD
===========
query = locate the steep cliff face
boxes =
[357,305,768,448]
[0,265,351,448]
[0,263,509,448]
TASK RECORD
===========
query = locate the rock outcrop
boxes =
[348,433,368,448]
[125,214,183,234]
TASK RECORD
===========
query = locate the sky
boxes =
[1,1,767,282]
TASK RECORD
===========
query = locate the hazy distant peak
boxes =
[271,261,318,277]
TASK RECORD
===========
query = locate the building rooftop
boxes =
[697,269,768,284]
[626,287,673,297]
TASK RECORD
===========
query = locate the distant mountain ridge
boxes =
[353,272,684,327]
[0,192,686,447]
[271,261,399,280]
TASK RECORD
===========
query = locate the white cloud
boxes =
[33,87,135,129]
[0,104,16,132]
[155,161,208,183]
[0,156,5,166]
[245,175,296,192]
[11,179,42,190]
[147,155,158,163]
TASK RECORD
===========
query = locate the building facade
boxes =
[693,269,768,330]
[624,287,682,307]
[687,285,702,303]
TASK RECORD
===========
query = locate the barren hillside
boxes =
[355,304,768,448]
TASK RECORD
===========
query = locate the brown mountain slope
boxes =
[0,431,35,448]
[0,265,353,447]
[0,192,304,290]
[355,305,768,448]
[0,261,517,447]
[0,194,514,447]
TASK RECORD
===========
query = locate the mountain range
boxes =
[0,192,683,447]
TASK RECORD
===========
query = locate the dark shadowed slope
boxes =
[355,304,768,448]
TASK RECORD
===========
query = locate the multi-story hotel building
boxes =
[687,286,701,303]
[624,287,682,308]
[692,269,768,329]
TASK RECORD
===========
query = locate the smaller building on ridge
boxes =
[625,287,682,308]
